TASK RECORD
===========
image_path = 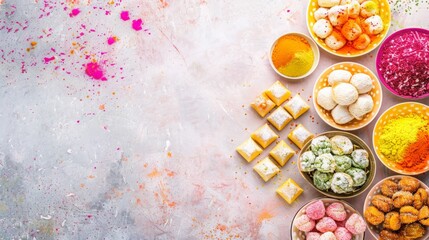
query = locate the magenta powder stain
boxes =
[85,62,107,81]
[120,11,130,21]
[69,8,80,17]
[132,19,143,31]
[107,37,117,45]
[44,56,55,63]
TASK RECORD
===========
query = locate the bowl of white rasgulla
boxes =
[312,62,382,131]
[306,0,391,57]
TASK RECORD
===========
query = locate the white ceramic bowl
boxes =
[291,198,365,240]
[364,175,429,240]
[269,32,320,80]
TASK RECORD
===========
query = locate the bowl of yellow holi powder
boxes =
[270,32,320,80]
[373,102,429,175]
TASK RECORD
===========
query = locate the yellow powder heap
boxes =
[379,115,429,162]
[272,35,314,77]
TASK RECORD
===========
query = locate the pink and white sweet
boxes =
[316,217,337,233]
[306,200,326,220]
[345,213,366,234]
[295,215,316,232]
[319,232,337,240]
[335,227,352,240]
[326,202,347,221]
[306,232,321,240]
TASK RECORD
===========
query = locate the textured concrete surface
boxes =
[0,0,428,239]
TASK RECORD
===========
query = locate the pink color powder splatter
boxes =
[132,19,143,31]
[44,56,55,63]
[69,8,80,17]
[120,11,130,21]
[85,62,107,81]
[107,36,117,45]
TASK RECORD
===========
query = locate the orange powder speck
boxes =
[80,183,85,188]
[138,184,145,190]
[143,163,148,168]
[135,198,142,205]
[88,175,95,179]
[30,41,37,47]
[165,169,176,177]
[216,224,227,232]
[147,168,161,178]
[258,210,273,223]
[98,104,105,110]
[168,201,176,207]
[167,151,172,158]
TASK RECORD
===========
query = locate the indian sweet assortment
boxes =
[312,0,385,52]
[294,200,366,239]
[236,80,313,203]
[364,177,429,239]
[235,0,429,239]
[300,135,370,194]
[316,69,375,124]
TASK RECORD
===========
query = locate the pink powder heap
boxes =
[132,19,143,31]
[85,62,107,81]
[43,56,55,63]
[120,11,130,21]
[107,36,117,45]
[69,8,80,17]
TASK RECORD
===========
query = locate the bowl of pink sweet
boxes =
[291,198,366,240]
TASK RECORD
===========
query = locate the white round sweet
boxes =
[347,0,361,18]
[331,105,355,124]
[350,73,372,93]
[363,15,384,35]
[318,0,341,8]
[328,70,352,86]
[314,19,334,39]
[332,83,358,106]
[317,87,337,111]
[328,5,349,26]
[325,31,347,50]
[314,7,329,20]
[348,94,374,120]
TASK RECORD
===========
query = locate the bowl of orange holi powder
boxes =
[270,32,320,80]
[373,102,429,175]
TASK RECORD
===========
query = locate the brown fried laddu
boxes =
[372,194,394,213]
[393,191,414,208]
[379,229,400,240]
[383,211,401,231]
[381,179,399,198]
[400,206,419,224]
[398,177,420,193]
[419,205,429,226]
[413,188,428,210]
[365,205,385,225]
[400,222,426,239]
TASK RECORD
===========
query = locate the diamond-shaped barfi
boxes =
[236,138,263,162]
[251,123,278,148]
[283,94,310,119]
[253,157,280,182]
[265,81,292,106]
[267,107,293,131]
[270,140,294,167]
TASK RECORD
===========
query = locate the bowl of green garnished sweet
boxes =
[298,131,376,198]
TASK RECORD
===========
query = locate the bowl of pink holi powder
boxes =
[291,198,366,240]
[376,28,429,100]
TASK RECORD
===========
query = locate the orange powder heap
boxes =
[398,130,429,172]
[271,35,314,77]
